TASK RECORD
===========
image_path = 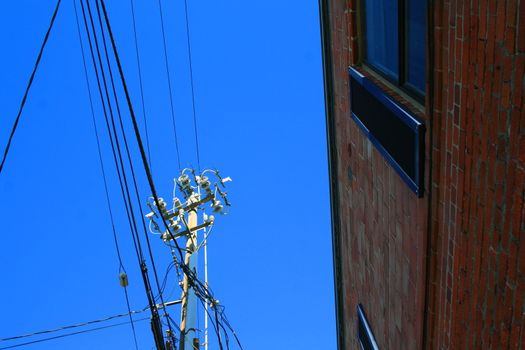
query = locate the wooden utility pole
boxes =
[145,170,231,349]
[179,199,199,350]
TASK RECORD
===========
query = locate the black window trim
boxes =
[361,0,426,103]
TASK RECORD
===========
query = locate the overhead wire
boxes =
[90,0,178,344]
[0,318,149,350]
[156,0,182,170]
[129,0,153,171]
[0,0,61,175]
[78,0,144,266]
[0,0,240,348]
[183,0,201,171]
[0,307,149,343]
[73,2,139,348]
[98,1,243,347]
[91,0,177,336]
[78,2,165,347]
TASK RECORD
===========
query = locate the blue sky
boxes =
[0,1,335,349]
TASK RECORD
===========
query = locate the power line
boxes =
[0,0,61,175]
[98,2,244,348]
[78,3,166,348]
[0,308,148,343]
[91,0,177,342]
[0,318,149,350]
[73,2,139,348]
[129,0,153,172]
[183,0,201,172]
[157,0,182,170]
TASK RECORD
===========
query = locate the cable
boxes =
[78,3,164,348]
[0,308,148,342]
[129,0,153,171]
[91,0,176,341]
[0,318,149,350]
[0,0,61,175]
[98,2,243,348]
[73,2,139,348]
[183,0,201,171]
[157,0,182,170]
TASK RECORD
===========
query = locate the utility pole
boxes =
[145,169,231,350]
[179,197,198,350]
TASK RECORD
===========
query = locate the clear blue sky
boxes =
[0,1,335,349]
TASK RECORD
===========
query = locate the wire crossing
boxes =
[0,318,149,350]
[79,1,177,347]
[1,1,245,348]
[0,0,61,175]
[73,1,139,348]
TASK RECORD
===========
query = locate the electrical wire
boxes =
[129,0,152,171]
[183,0,201,172]
[98,2,243,348]
[78,3,165,348]
[0,0,61,175]
[73,2,139,348]
[0,308,148,343]
[0,318,149,350]
[91,0,177,341]
[157,0,182,169]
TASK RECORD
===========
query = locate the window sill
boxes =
[355,64,426,119]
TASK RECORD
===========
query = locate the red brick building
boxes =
[319,0,525,349]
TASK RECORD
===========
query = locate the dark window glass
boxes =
[364,0,399,80]
[363,0,427,100]
[406,0,427,94]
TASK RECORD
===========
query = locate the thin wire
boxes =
[157,0,181,169]
[129,0,153,171]
[218,309,244,350]
[0,308,148,342]
[93,0,176,343]
[99,3,243,348]
[196,222,214,252]
[0,0,61,175]
[0,318,149,350]
[79,0,144,264]
[73,2,139,348]
[183,0,201,171]
[79,3,163,345]
[93,0,175,333]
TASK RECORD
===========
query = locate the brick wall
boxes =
[325,0,430,349]
[323,0,525,349]
[425,1,525,348]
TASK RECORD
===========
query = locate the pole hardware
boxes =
[145,168,232,350]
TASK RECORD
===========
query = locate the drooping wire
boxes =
[73,2,139,348]
[98,2,243,348]
[129,0,153,171]
[87,2,180,344]
[183,0,201,172]
[0,318,149,350]
[91,0,178,341]
[78,0,143,266]
[156,0,182,170]
[78,2,165,347]
[0,0,61,175]
[0,307,149,343]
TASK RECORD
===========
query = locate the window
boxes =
[363,0,427,100]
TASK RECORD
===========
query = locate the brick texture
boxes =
[327,0,429,349]
[324,0,525,349]
[425,0,525,348]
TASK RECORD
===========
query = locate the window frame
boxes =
[361,0,427,103]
